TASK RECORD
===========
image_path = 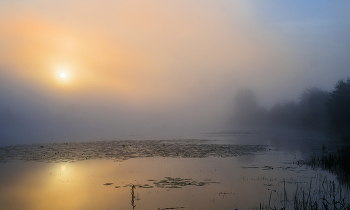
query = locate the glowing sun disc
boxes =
[60,73,66,78]
[61,165,66,171]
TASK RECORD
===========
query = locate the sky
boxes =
[0,0,349,146]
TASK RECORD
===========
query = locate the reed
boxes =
[306,144,350,188]
[258,178,350,210]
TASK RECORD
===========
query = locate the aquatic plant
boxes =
[257,179,350,210]
[306,145,350,188]
[0,140,267,163]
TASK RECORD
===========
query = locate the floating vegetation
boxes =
[262,166,274,170]
[157,207,185,210]
[242,165,297,171]
[242,166,260,169]
[138,184,153,189]
[153,177,219,188]
[105,177,219,189]
[219,191,233,199]
[0,140,267,163]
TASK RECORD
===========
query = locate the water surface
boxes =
[0,136,346,210]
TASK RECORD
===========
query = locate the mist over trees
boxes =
[327,78,350,136]
[298,88,330,129]
[232,89,268,127]
[232,78,350,138]
[269,100,300,128]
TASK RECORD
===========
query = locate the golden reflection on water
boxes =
[0,150,338,210]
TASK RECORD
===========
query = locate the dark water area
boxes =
[0,130,348,210]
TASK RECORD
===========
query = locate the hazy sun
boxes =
[61,165,66,171]
[60,73,67,78]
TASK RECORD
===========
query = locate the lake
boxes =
[0,130,348,210]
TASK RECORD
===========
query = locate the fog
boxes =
[0,1,349,146]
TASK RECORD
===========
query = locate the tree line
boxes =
[232,77,350,138]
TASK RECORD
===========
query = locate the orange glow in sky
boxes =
[0,0,348,144]
[0,0,283,103]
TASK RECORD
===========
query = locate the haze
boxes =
[0,0,349,146]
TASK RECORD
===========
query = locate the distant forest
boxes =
[232,77,350,139]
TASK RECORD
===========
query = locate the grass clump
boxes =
[306,145,350,188]
[257,179,350,210]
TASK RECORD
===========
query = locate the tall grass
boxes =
[257,144,350,210]
[257,179,350,210]
[306,145,350,188]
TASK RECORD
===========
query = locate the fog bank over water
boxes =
[0,1,349,146]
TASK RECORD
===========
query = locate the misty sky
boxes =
[0,0,349,146]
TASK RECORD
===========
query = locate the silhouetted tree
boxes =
[268,87,330,129]
[231,84,347,134]
[298,87,330,129]
[269,100,300,127]
[327,77,350,136]
[232,89,268,126]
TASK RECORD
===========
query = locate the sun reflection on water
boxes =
[0,140,346,210]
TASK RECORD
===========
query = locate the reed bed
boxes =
[257,144,350,210]
[257,178,350,210]
[306,144,350,188]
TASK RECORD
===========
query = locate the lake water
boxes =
[0,131,348,210]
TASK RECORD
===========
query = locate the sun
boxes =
[55,65,71,80]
